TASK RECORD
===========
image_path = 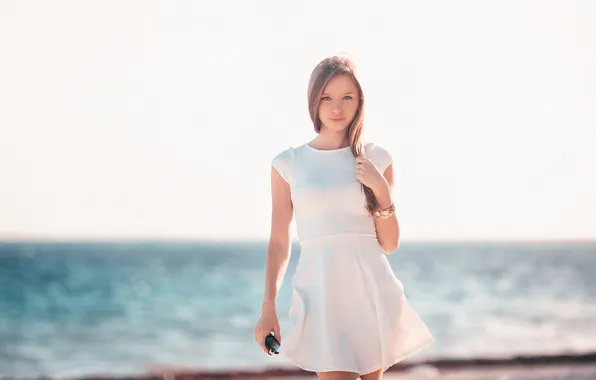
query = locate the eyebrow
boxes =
[321,92,356,96]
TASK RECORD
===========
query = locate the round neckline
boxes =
[305,143,351,153]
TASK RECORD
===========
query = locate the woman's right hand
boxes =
[254,305,281,355]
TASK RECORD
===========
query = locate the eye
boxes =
[344,95,353,100]
[321,96,331,101]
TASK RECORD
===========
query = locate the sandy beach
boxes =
[123,353,596,380]
[268,365,596,379]
[375,364,596,380]
[101,364,596,380]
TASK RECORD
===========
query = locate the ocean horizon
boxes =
[1,240,595,379]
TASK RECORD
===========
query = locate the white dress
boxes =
[271,141,434,375]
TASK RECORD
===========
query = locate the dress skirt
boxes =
[282,233,435,375]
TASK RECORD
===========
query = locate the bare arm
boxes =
[372,164,400,254]
[261,166,294,312]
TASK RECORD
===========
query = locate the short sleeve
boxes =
[367,142,393,173]
[271,148,293,184]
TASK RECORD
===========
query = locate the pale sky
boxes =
[1,1,594,242]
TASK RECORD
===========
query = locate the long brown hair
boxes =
[307,55,380,215]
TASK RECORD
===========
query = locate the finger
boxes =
[260,340,271,355]
[273,325,281,344]
[259,342,268,354]
[256,330,270,355]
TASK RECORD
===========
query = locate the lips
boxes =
[330,118,346,122]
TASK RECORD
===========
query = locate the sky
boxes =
[0,0,594,242]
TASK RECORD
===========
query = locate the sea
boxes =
[1,240,595,379]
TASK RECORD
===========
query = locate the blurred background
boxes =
[1,0,595,379]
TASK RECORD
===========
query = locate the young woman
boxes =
[254,55,434,380]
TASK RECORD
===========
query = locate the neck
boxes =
[313,130,350,150]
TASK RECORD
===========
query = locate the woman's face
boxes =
[318,74,359,133]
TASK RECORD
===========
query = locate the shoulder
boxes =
[271,145,302,184]
[363,141,391,157]
[363,141,393,172]
[271,144,300,165]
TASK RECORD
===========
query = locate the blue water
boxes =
[1,240,595,379]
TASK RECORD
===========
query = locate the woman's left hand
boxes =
[355,154,388,194]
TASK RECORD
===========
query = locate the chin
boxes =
[322,121,351,133]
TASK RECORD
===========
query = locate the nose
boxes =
[331,103,342,116]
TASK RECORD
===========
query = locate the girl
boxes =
[254,55,434,380]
